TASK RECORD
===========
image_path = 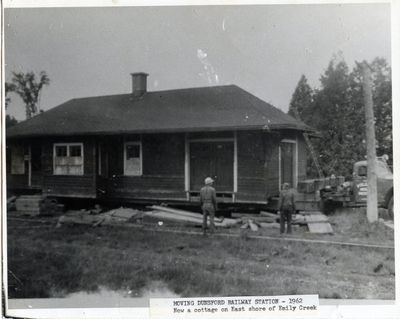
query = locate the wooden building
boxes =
[7,73,312,204]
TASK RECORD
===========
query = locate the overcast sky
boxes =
[5,3,391,121]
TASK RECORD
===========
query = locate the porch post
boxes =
[184,133,190,200]
[233,131,238,202]
[28,144,32,187]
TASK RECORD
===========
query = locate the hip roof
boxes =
[7,84,312,138]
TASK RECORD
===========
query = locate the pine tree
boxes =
[287,55,392,178]
[288,74,313,121]
[307,54,354,176]
[349,58,392,163]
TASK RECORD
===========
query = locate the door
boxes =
[190,141,234,192]
[280,142,296,188]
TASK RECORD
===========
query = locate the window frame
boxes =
[123,141,143,176]
[10,144,26,175]
[53,143,84,176]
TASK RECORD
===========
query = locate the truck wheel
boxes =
[388,196,394,220]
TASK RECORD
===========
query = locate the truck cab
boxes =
[352,156,393,217]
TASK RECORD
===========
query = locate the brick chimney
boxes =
[131,72,148,97]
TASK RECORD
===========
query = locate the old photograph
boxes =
[3,1,395,313]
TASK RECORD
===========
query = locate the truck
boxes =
[319,156,394,218]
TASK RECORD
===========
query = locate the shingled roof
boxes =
[7,84,311,138]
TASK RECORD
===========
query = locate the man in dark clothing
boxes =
[279,182,296,234]
[200,177,217,235]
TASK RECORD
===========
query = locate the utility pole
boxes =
[362,63,378,223]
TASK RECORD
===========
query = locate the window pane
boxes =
[53,143,83,175]
[54,165,68,175]
[11,146,25,174]
[70,145,82,157]
[68,165,83,175]
[55,157,69,165]
[126,158,141,175]
[125,143,141,175]
[358,166,367,177]
[56,146,67,157]
[126,144,140,159]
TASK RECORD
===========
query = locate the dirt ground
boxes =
[6,207,395,301]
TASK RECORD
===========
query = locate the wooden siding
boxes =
[106,175,185,199]
[297,135,308,182]
[7,130,309,203]
[7,174,29,190]
[142,134,184,176]
[103,133,186,200]
[236,131,266,202]
[264,133,281,199]
[42,138,97,198]
[43,175,96,197]
[188,131,234,139]
[6,142,29,190]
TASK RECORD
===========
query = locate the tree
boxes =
[349,58,392,162]
[289,55,392,178]
[288,75,320,177]
[11,71,50,119]
[5,82,16,109]
[288,74,314,121]
[6,115,18,128]
[5,82,18,128]
[309,54,355,176]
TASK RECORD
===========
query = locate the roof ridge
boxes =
[69,84,237,102]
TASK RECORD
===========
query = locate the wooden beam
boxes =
[184,133,190,199]
[362,63,378,223]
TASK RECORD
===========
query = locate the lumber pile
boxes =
[55,204,332,235]
[300,211,333,234]
[15,195,64,216]
[148,205,239,228]
[237,211,280,231]
[15,195,43,216]
[56,207,142,227]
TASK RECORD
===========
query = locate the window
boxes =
[124,142,142,176]
[54,143,84,175]
[11,145,25,175]
[357,165,367,177]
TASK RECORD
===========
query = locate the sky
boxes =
[4,3,391,121]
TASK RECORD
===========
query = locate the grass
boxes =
[6,208,395,300]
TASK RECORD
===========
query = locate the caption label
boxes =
[150,295,319,319]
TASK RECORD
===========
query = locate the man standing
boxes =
[279,183,296,234]
[200,177,217,235]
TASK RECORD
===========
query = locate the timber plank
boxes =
[259,222,280,229]
[248,220,259,232]
[149,205,226,223]
[260,211,279,218]
[308,222,333,234]
[304,214,329,223]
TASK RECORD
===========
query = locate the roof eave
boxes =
[6,123,313,139]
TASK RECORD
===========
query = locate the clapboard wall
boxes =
[104,134,186,200]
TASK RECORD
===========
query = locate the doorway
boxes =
[189,141,234,192]
[280,140,297,189]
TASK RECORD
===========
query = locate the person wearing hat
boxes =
[200,177,218,235]
[279,182,296,234]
